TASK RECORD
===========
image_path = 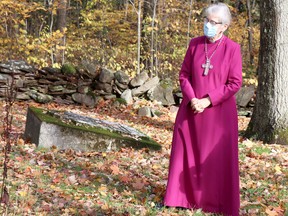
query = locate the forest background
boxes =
[0,0,259,87]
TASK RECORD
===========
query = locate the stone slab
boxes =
[236,85,255,107]
[24,107,161,152]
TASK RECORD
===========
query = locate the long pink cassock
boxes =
[164,35,242,216]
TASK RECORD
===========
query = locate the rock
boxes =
[15,78,24,88]
[63,88,77,94]
[138,106,152,117]
[38,79,52,84]
[77,86,90,94]
[151,109,164,117]
[121,89,133,105]
[28,90,53,103]
[53,80,68,85]
[115,70,130,85]
[16,92,30,100]
[37,86,49,94]
[170,105,179,114]
[72,93,96,107]
[236,85,255,107]
[115,80,128,90]
[93,80,113,93]
[99,68,114,83]
[0,74,12,84]
[45,75,61,81]
[24,107,161,151]
[104,94,117,100]
[0,60,35,73]
[113,85,123,95]
[132,76,159,97]
[0,88,6,97]
[129,71,149,87]
[42,67,61,74]
[49,85,64,92]
[147,84,175,106]
[80,59,99,77]
[53,96,74,105]
[24,79,38,87]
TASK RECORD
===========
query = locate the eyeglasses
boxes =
[204,17,222,26]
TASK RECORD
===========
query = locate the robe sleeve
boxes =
[207,44,242,106]
[179,40,196,106]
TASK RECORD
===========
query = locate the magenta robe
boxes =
[164,36,242,216]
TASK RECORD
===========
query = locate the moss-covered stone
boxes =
[27,107,161,151]
[61,63,77,75]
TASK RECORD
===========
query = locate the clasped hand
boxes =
[191,97,211,113]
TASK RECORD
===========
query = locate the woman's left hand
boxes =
[191,97,211,113]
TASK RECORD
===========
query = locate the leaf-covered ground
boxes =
[0,100,287,215]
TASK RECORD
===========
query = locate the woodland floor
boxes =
[0,100,287,216]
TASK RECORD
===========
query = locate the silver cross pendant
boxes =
[202,59,213,76]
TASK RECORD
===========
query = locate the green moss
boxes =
[160,79,173,89]
[61,63,77,75]
[29,106,161,150]
[115,98,127,105]
[252,146,271,155]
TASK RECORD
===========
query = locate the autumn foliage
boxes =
[0,0,259,85]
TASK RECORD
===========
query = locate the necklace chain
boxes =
[204,36,224,61]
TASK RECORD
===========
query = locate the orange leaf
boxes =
[119,175,130,183]
[132,179,145,190]
[110,164,120,175]
[265,207,278,216]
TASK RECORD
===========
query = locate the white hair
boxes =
[204,3,232,26]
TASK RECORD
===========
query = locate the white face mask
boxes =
[204,22,218,38]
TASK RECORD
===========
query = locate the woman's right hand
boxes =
[191,98,204,113]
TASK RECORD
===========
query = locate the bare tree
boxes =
[246,0,254,65]
[150,0,158,76]
[55,0,67,64]
[128,0,142,74]
[187,0,193,47]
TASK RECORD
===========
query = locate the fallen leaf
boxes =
[132,179,145,190]
[110,164,120,175]
[68,175,77,185]
[265,207,278,216]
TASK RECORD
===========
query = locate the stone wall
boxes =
[0,60,176,107]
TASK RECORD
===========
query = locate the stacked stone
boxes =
[0,60,177,107]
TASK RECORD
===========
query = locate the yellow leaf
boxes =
[98,185,108,197]
[18,191,27,197]
[274,165,282,174]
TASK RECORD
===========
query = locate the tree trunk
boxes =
[150,0,158,76]
[245,0,288,145]
[187,0,193,47]
[137,0,142,74]
[141,0,153,73]
[55,0,67,64]
[56,0,67,32]
[246,0,254,65]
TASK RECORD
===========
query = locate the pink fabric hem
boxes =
[164,201,238,216]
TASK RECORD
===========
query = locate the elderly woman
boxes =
[164,3,242,216]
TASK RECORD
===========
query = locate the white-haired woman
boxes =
[164,3,242,216]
